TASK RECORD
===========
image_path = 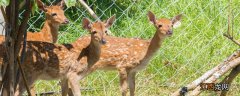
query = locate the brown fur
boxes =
[0,0,69,92]
[75,11,182,96]
[12,16,115,96]
[0,0,69,43]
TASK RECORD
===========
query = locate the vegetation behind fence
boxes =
[1,0,240,95]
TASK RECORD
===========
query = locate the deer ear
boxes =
[172,14,182,28]
[105,15,116,28]
[57,0,65,9]
[82,18,92,30]
[147,11,156,24]
[36,0,47,12]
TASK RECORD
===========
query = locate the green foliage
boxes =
[0,0,9,6]
[31,0,39,15]
[64,0,76,8]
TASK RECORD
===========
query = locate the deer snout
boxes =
[100,38,107,45]
[63,19,70,24]
[167,30,173,35]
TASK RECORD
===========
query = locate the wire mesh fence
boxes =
[0,9,4,35]
[1,0,240,95]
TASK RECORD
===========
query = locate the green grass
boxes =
[28,0,240,95]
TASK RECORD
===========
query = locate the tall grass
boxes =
[27,0,240,95]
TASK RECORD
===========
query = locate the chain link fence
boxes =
[2,0,240,95]
[0,9,4,35]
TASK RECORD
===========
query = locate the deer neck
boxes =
[68,37,101,68]
[72,37,102,67]
[86,39,101,67]
[40,20,60,43]
[140,30,166,65]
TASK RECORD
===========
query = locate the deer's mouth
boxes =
[100,39,107,45]
[62,19,70,24]
[166,31,173,36]
[62,21,69,24]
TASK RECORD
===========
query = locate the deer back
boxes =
[92,36,150,70]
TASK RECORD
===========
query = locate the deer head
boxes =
[148,11,182,37]
[37,0,69,25]
[82,15,115,44]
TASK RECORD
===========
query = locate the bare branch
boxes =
[220,65,240,96]
[224,0,240,46]
[14,0,32,57]
[17,57,32,95]
[171,62,225,96]
[5,0,20,95]
[227,0,232,36]
[78,0,99,21]
[223,33,240,46]
[189,57,240,95]
[0,6,7,23]
[172,50,240,96]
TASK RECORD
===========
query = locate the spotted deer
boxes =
[70,11,182,96]
[0,0,69,88]
[13,16,115,96]
[0,0,69,43]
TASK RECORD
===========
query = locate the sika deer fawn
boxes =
[0,0,69,88]
[13,16,115,96]
[75,11,182,96]
[0,0,69,43]
[27,0,69,43]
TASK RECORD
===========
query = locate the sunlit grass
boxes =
[28,0,240,95]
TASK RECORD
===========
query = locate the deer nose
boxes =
[101,39,107,45]
[168,30,173,35]
[64,19,70,24]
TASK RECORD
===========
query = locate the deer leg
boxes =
[68,74,81,96]
[15,75,36,96]
[61,78,69,96]
[30,83,36,96]
[119,68,128,96]
[68,87,74,96]
[79,65,97,80]
[15,76,24,96]
[66,81,74,96]
[67,66,97,96]
[128,72,136,96]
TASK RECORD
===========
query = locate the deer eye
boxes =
[92,31,97,34]
[158,25,162,28]
[105,30,108,33]
[51,13,57,16]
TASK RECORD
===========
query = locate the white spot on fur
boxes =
[123,55,128,58]
[134,51,137,55]
[107,58,112,62]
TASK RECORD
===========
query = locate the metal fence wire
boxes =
[0,9,4,35]
[2,0,240,96]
